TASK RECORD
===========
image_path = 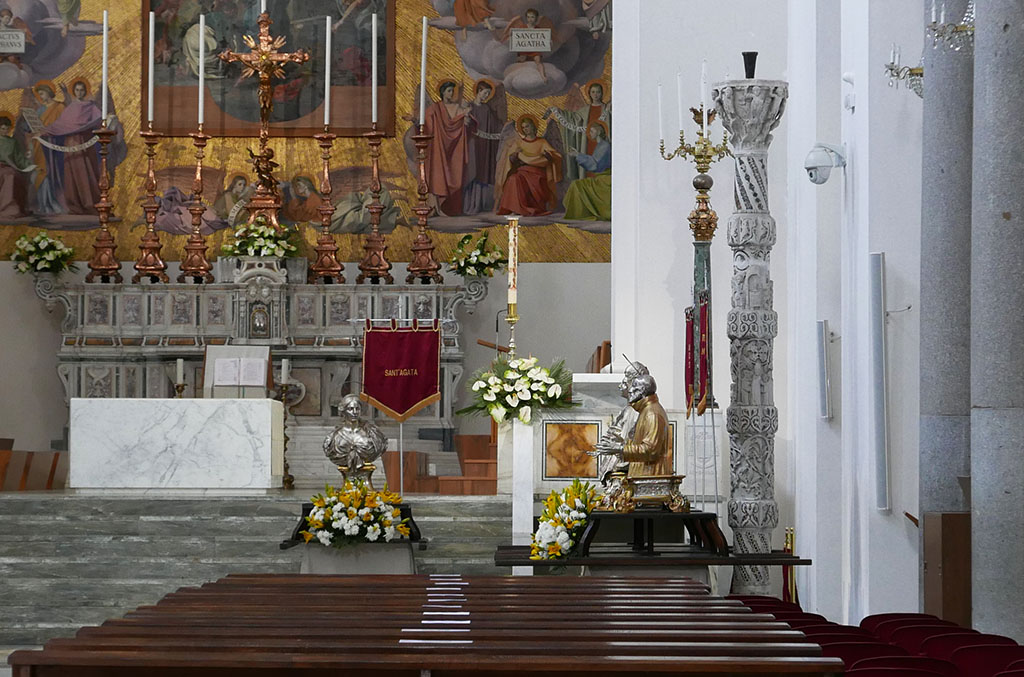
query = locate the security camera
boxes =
[805,143,846,185]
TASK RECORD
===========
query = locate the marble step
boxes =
[0,515,299,538]
[0,535,302,558]
[0,496,303,516]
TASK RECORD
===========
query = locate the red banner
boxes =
[696,292,710,416]
[361,321,441,422]
[684,306,695,418]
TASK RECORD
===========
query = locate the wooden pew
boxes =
[0,447,68,491]
[8,574,845,677]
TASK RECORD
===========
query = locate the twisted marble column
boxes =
[712,79,787,595]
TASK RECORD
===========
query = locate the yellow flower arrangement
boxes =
[301,480,411,548]
[530,479,599,561]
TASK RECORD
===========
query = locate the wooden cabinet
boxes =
[923,511,971,627]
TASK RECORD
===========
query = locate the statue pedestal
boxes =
[300,542,415,574]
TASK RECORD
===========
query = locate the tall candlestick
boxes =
[198,14,205,125]
[148,12,155,123]
[657,82,664,141]
[176,358,184,384]
[507,217,518,305]
[324,15,331,126]
[371,12,378,124]
[101,10,108,123]
[701,59,708,134]
[676,71,683,134]
[419,16,427,124]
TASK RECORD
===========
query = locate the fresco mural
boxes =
[0,0,611,263]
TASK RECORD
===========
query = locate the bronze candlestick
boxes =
[133,124,169,283]
[178,127,214,283]
[406,124,442,284]
[85,126,122,283]
[277,382,296,490]
[309,128,344,283]
[357,122,393,283]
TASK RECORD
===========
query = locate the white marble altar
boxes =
[69,398,284,489]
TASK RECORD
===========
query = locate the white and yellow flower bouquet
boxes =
[300,480,411,548]
[457,355,575,424]
[530,479,599,560]
[221,214,299,258]
[447,231,507,277]
[11,232,76,275]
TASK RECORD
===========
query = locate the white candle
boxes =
[176,359,184,384]
[700,59,708,135]
[323,15,331,126]
[931,0,936,23]
[895,46,901,68]
[101,10,108,123]
[507,218,518,305]
[940,2,945,23]
[675,71,684,134]
[657,82,664,141]
[148,11,155,123]
[419,16,428,124]
[890,42,896,63]
[371,12,378,124]
[198,14,205,125]
[260,0,266,14]
[281,359,290,383]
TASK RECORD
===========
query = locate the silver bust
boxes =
[323,394,388,486]
[592,360,649,478]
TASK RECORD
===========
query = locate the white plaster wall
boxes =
[0,262,68,451]
[612,0,792,583]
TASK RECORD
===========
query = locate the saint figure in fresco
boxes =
[40,78,102,215]
[0,9,34,69]
[454,0,494,34]
[563,121,611,221]
[544,79,611,182]
[282,175,323,224]
[57,0,81,37]
[422,79,474,217]
[0,113,34,218]
[213,174,252,227]
[501,8,553,82]
[495,114,562,217]
[581,0,612,39]
[29,81,66,215]
[463,78,505,215]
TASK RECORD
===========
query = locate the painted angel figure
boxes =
[463,78,506,215]
[544,79,611,183]
[494,113,563,217]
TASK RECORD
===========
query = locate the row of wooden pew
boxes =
[0,439,68,492]
[8,574,845,676]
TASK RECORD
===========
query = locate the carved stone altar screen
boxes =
[36,271,487,486]
[713,79,788,596]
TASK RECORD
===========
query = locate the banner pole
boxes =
[399,422,404,497]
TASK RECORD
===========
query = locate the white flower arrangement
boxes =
[531,479,598,560]
[10,232,77,275]
[447,232,507,277]
[300,481,411,548]
[458,355,574,424]
[221,215,299,258]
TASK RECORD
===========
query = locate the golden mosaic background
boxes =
[0,0,611,264]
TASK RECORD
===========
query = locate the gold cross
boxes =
[219,12,310,149]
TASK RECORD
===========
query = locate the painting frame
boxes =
[141,0,397,138]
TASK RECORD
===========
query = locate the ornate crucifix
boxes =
[219,12,309,230]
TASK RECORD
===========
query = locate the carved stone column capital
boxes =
[712,80,788,155]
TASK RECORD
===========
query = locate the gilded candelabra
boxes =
[357,122,394,283]
[309,127,344,283]
[277,381,296,490]
[174,383,186,398]
[85,125,122,283]
[406,124,443,284]
[133,124,169,283]
[928,0,974,52]
[884,49,924,99]
[178,126,214,283]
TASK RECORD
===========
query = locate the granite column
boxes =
[919,0,973,521]
[713,79,788,595]
[970,0,1024,640]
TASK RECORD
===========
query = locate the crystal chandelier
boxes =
[884,45,924,99]
[928,0,975,52]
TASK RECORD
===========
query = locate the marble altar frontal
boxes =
[69,398,284,490]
